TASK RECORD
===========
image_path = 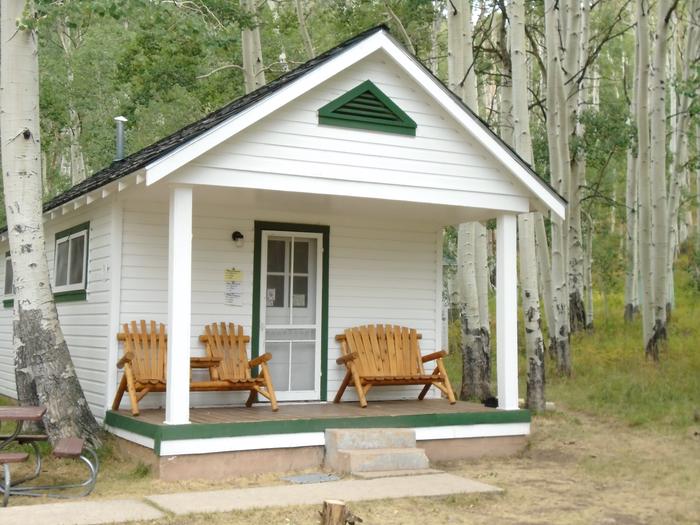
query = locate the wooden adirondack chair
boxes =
[334,324,456,407]
[195,323,278,411]
[112,320,167,416]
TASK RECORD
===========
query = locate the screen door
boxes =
[259,231,323,401]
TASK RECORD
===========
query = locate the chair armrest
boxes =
[116,352,134,369]
[336,352,359,365]
[249,353,272,367]
[190,357,223,368]
[421,350,447,363]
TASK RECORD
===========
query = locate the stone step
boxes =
[330,447,430,474]
[352,468,443,479]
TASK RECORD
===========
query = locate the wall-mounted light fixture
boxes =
[232,231,245,248]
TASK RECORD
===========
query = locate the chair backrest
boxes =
[201,323,251,381]
[341,325,424,377]
[117,320,167,383]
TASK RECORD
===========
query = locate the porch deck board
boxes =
[118,400,493,426]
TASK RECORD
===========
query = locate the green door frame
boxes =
[252,221,330,401]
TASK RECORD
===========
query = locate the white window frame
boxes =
[53,225,89,294]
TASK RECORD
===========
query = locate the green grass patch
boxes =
[446,258,700,434]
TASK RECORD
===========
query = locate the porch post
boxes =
[165,184,192,425]
[496,213,519,410]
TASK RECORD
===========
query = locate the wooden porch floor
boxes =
[117,400,498,426]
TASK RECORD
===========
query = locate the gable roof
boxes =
[37,24,565,221]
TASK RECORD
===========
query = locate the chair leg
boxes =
[123,365,140,416]
[418,383,432,400]
[333,370,352,403]
[245,388,258,407]
[350,365,367,408]
[436,359,457,404]
[3,463,10,507]
[259,363,278,411]
[111,375,127,411]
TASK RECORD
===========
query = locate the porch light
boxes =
[232,231,245,248]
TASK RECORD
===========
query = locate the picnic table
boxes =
[0,405,98,506]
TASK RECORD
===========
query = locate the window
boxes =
[54,222,89,299]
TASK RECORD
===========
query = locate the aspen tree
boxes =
[509,0,545,411]
[1,0,100,443]
[241,0,266,93]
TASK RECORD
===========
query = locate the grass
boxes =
[445,259,700,434]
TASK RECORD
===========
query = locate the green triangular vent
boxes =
[318,80,416,136]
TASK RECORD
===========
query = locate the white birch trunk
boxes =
[647,0,674,358]
[475,222,490,344]
[457,224,491,400]
[295,0,315,59]
[1,0,100,443]
[636,0,656,356]
[668,1,699,309]
[448,0,491,400]
[447,0,478,109]
[544,0,571,375]
[535,215,555,340]
[625,37,640,321]
[240,0,266,94]
[510,0,545,411]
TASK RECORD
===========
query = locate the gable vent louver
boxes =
[318,80,416,136]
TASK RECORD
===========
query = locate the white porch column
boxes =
[496,213,519,410]
[165,185,192,425]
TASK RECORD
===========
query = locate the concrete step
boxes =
[331,447,430,474]
[325,428,416,452]
[352,468,443,479]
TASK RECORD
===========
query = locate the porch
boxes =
[105,400,530,480]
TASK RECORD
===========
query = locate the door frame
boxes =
[252,221,330,401]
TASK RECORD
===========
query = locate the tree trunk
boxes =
[544,0,571,375]
[636,0,657,358]
[457,224,491,401]
[509,0,545,411]
[1,0,100,444]
[624,38,639,322]
[428,1,444,75]
[240,0,266,93]
[321,500,347,525]
[474,222,491,354]
[535,215,555,342]
[647,0,675,358]
[447,0,477,109]
[295,0,315,59]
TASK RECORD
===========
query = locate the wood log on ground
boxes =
[320,499,347,525]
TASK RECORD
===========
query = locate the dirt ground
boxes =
[7,407,700,524]
[127,408,700,525]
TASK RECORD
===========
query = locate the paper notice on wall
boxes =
[224,268,243,306]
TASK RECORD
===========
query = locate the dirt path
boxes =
[121,408,699,524]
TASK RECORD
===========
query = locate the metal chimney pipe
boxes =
[114,116,128,161]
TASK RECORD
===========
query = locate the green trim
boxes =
[3,299,13,309]
[54,290,87,303]
[252,221,330,401]
[55,221,90,240]
[105,408,531,455]
[53,221,89,301]
[318,80,417,136]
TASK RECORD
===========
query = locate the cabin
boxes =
[0,26,564,480]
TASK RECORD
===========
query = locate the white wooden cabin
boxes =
[0,27,564,478]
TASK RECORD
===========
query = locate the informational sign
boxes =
[224,268,243,306]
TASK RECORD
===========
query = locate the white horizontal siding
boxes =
[0,204,112,417]
[117,190,440,409]
[185,52,526,211]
